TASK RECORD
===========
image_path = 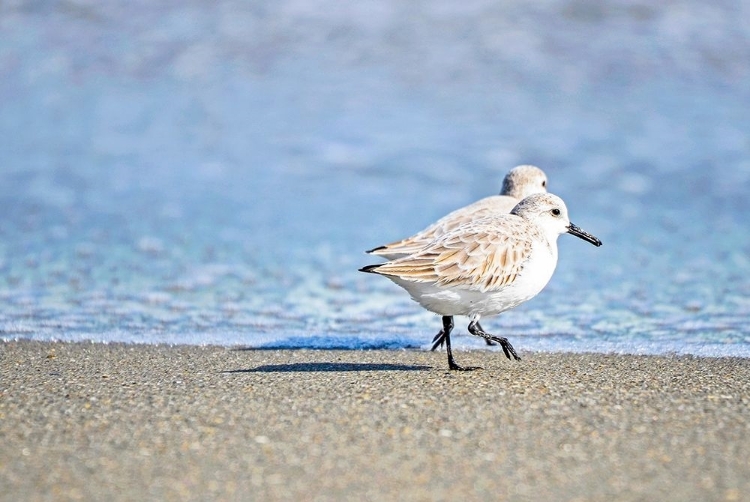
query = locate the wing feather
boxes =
[368,214,537,292]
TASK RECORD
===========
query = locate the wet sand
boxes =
[1,340,748,501]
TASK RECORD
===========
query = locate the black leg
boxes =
[482,321,496,347]
[430,316,451,352]
[434,316,480,371]
[431,325,446,351]
[433,321,496,349]
[468,320,521,361]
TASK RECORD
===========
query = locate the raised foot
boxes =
[487,336,522,361]
[431,331,446,351]
[468,320,523,362]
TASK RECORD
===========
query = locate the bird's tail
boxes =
[358,264,381,273]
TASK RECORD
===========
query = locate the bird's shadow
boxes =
[224,362,432,373]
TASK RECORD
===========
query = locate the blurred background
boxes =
[1,0,748,354]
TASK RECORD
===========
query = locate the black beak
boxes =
[567,223,602,247]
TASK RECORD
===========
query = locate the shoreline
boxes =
[2,340,749,501]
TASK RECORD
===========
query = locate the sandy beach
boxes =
[1,341,748,501]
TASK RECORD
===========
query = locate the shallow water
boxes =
[1,1,749,356]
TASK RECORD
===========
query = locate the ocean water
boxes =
[1,1,749,356]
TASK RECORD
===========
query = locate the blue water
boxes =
[1,1,749,356]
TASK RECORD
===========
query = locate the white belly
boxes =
[392,242,558,318]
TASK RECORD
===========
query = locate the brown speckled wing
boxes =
[370,215,535,292]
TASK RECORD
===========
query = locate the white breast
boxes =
[392,239,558,318]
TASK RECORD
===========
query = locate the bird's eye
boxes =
[542,180,547,188]
[551,208,561,216]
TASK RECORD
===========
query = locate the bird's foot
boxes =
[431,331,446,351]
[448,361,482,371]
[487,335,521,361]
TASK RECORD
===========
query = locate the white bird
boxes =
[360,193,602,371]
[367,165,549,260]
